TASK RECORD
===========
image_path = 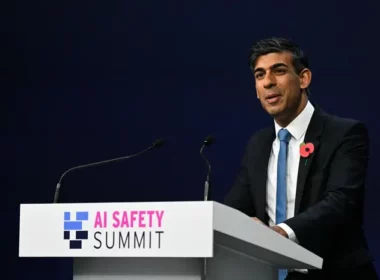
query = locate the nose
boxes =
[263,73,276,89]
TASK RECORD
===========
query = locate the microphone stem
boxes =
[53,144,155,203]
[53,183,61,203]
[200,145,212,201]
[200,141,213,280]
[59,145,154,183]
[204,181,209,201]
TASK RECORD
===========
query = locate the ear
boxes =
[299,68,312,91]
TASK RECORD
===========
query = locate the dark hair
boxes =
[248,37,310,95]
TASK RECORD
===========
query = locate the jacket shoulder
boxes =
[248,126,274,143]
[322,111,368,136]
[242,126,275,155]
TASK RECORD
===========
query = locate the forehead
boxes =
[254,52,293,70]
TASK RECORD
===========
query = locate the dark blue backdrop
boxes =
[5,0,379,279]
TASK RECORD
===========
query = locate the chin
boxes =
[265,106,284,117]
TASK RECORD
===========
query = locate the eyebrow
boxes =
[253,63,289,74]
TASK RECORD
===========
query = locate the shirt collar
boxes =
[274,100,315,140]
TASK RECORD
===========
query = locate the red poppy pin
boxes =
[300,142,314,165]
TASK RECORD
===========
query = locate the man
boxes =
[224,37,378,279]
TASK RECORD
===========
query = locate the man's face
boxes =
[253,52,309,123]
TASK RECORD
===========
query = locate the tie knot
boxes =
[278,128,291,143]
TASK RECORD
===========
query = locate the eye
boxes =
[274,68,286,74]
[255,72,264,79]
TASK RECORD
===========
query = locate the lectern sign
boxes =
[19,201,214,257]
[62,209,164,250]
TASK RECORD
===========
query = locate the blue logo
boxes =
[63,211,89,249]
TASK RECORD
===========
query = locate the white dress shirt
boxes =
[266,101,315,242]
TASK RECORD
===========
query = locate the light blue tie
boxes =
[276,128,291,280]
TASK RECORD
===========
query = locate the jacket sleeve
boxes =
[224,138,256,217]
[284,121,369,256]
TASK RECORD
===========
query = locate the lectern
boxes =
[19,201,322,280]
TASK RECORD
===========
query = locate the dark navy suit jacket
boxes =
[224,104,374,276]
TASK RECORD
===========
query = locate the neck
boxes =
[275,95,308,127]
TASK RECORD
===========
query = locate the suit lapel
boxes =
[294,105,325,214]
[254,127,275,222]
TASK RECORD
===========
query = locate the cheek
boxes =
[279,80,300,98]
[288,78,301,93]
[258,93,266,101]
[255,87,262,98]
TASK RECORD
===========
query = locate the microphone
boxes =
[200,135,215,280]
[53,138,165,203]
[200,135,215,201]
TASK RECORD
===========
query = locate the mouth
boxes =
[265,93,282,104]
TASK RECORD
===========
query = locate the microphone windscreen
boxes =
[204,135,215,146]
[153,138,165,148]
